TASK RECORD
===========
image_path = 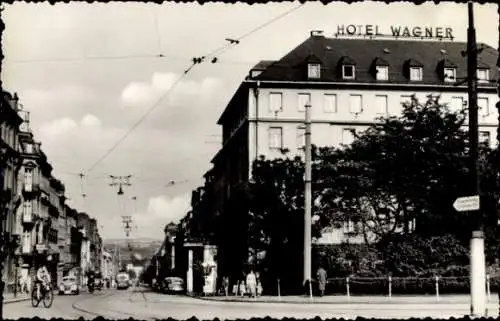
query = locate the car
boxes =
[116,272,130,290]
[161,277,185,294]
[58,276,79,295]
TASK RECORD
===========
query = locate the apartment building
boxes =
[210,31,499,245]
[0,91,23,291]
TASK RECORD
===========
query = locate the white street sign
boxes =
[453,195,480,212]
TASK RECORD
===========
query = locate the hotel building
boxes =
[210,31,499,245]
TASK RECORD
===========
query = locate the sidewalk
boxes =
[198,293,500,305]
[3,292,31,304]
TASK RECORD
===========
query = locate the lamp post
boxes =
[303,103,312,292]
[466,2,487,317]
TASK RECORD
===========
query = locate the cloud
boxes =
[129,193,191,239]
[147,193,190,222]
[39,117,78,137]
[81,114,102,127]
[120,72,223,109]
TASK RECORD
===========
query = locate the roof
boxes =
[254,35,498,86]
[251,60,276,70]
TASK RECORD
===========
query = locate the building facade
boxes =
[76,212,102,282]
[63,205,80,278]
[101,250,113,282]
[211,31,499,245]
[2,90,102,294]
[0,91,23,293]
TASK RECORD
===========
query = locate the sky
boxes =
[2,1,498,241]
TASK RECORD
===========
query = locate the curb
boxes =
[191,295,499,305]
[4,297,30,304]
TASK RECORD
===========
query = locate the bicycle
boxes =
[31,281,54,308]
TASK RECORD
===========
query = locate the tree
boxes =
[318,96,500,256]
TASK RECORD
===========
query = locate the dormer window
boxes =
[410,67,423,81]
[477,68,489,84]
[439,58,457,83]
[338,56,356,80]
[343,65,355,79]
[405,59,423,82]
[304,54,322,80]
[444,68,456,82]
[376,66,389,81]
[372,57,389,81]
[308,63,321,79]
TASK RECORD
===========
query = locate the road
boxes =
[4,287,499,320]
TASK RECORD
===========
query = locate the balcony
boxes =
[22,183,40,198]
[22,211,35,225]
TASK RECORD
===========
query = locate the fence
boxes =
[271,275,497,299]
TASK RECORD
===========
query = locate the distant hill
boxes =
[102,238,163,267]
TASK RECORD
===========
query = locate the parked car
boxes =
[160,277,185,294]
[116,272,130,290]
[58,276,80,295]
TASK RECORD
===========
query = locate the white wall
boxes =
[251,87,499,124]
[249,87,499,160]
[246,86,499,245]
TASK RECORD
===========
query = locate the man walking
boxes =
[316,266,327,297]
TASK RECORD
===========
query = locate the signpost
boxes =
[453,195,480,212]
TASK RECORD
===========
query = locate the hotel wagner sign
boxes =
[335,24,454,40]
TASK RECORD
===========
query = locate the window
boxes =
[342,128,356,145]
[349,94,362,114]
[296,126,306,150]
[478,97,489,117]
[297,93,311,112]
[477,69,490,84]
[268,127,283,150]
[479,131,491,146]
[342,65,355,79]
[22,233,31,254]
[24,168,33,191]
[343,219,355,234]
[269,93,283,113]
[375,95,388,115]
[400,95,413,107]
[323,94,337,113]
[376,66,389,81]
[451,97,465,111]
[308,64,321,79]
[408,218,416,233]
[410,67,423,81]
[23,201,32,217]
[444,68,456,82]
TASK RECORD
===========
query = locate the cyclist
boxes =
[34,258,52,299]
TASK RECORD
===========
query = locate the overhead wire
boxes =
[50,3,305,214]
[84,67,194,174]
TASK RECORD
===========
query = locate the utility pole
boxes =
[497,3,500,316]
[109,175,132,196]
[467,2,486,317]
[303,102,312,293]
[122,215,133,238]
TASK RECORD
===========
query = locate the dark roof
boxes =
[254,36,498,86]
[373,57,389,66]
[251,60,276,71]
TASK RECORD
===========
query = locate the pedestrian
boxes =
[246,270,257,298]
[239,279,246,297]
[316,266,327,297]
[222,276,229,296]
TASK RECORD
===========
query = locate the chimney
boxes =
[11,92,20,111]
[310,30,324,37]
